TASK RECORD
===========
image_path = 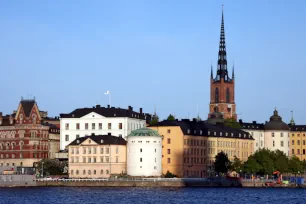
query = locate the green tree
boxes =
[150,114,159,125]
[273,150,289,173]
[244,156,260,174]
[230,156,243,172]
[167,114,175,121]
[36,159,68,176]
[224,118,241,129]
[214,151,231,175]
[164,171,177,178]
[289,156,303,175]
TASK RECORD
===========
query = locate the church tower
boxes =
[208,8,237,120]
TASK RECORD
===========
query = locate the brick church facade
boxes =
[208,9,237,121]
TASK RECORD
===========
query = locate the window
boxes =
[304,140,306,145]
[140,148,142,153]
[88,148,91,154]
[167,158,171,164]
[99,123,102,130]
[167,149,171,154]
[106,148,109,154]
[108,123,111,130]
[272,133,275,137]
[215,88,219,103]
[65,123,69,130]
[292,140,295,145]
[273,141,275,147]
[76,134,80,139]
[100,148,104,154]
[94,170,96,175]
[85,123,89,130]
[167,129,171,134]
[93,157,96,163]
[88,170,91,175]
[298,149,301,155]
[101,170,104,174]
[65,135,69,142]
[88,157,91,163]
[92,123,95,130]
[100,157,104,163]
[106,170,109,174]
[298,140,301,145]
[281,141,284,147]
[303,149,306,155]
[167,138,171,144]
[106,157,109,162]
[155,149,156,153]
[281,133,283,137]
[83,157,86,163]
[83,148,86,154]
[226,88,230,103]
[76,123,80,130]
[71,170,73,175]
[116,157,118,163]
[76,170,79,175]
[93,148,96,154]
[292,149,295,154]
[119,123,123,129]
[140,158,142,162]
[83,170,86,175]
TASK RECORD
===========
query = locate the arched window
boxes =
[226,88,230,103]
[214,106,219,112]
[215,88,219,103]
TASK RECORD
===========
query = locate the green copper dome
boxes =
[128,127,161,137]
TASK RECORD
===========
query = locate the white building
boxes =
[240,109,290,156]
[264,109,290,156]
[60,105,151,150]
[240,120,265,152]
[126,128,162,177]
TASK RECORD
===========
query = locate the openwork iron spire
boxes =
[215,6,231,82]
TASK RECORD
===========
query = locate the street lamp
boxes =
[42,162,44,178]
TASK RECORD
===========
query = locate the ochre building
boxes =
[289,125,306,161]
[150,119,254,178]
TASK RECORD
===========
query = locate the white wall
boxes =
[60,112,146,150]
[127,136,162,177]
[242,129,265,152]
[264,131,290,156]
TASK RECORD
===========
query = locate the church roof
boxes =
[20,100,36,117]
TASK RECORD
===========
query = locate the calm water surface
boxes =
[1,187,306,204]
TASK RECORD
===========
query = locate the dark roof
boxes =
[239,120,265,130]
[60,105,151,122]
[42,122,60,133]
[0,115,15,126]
[264,109,289,131]
[69,134,127,146]
[20,100,36,117]
[289,125,306,132]
[150,119,254,140]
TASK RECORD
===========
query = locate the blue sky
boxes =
[0,0,305,124]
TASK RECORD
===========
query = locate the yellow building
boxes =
[289,125,306,161]
[68,134,127,178]
[150,119,254,178]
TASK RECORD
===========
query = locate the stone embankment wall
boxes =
[0,175,36,187]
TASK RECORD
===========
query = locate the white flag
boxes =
[104,90,110,95]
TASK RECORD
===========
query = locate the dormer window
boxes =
[200,130,202,135]
[231,133,234,137]
[239,134,241,137]
[225,132,228,136]
[187,129,190,134]
[208,131,210,135]
[214,132,216,136]
[101,139,104,144]
[220,132,222,136]
[194,130,196,134]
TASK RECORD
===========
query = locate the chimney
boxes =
[238,119,242,123]
[91,133,95,136]
[96,104,101,108]
[252,121,256,124]
[108,133,111,136]
[107,105,110,108]
[140,108,143,114]
[128,106,133,111]
[0,112,2,117]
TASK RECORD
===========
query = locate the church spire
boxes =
[215,5,230,82]
[211,63,213,79]
[232,61,235,79]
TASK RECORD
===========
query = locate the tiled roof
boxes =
[68,134,127,146]
[150,119,254,140]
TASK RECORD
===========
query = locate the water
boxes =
[1,187,306,204]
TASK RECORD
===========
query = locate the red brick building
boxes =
[0,99,49,167]
[209,10,237,120]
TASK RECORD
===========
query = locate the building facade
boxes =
[0,100,49,167]
[150,119,254,178]
[264,109,290,156]
[68,134,127,178]
[60,105,151,150]
[209,9,237,120]
[289,125,306,161]
[239,120,265,152]
[126,128,162,177]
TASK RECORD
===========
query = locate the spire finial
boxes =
[232,61,235,79]
[290,110,295,125]
[211,62,213,79]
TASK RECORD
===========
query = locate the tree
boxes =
[244,156,260,174]
[289,156,303,175]
[150,114,159,125]
[224,118,241,129]
[164,171,177,178]
[273,150,289,173]
[36,159,68,177]
[167,114,175,121]
[230,156,243,172]
[214,151,231,175]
